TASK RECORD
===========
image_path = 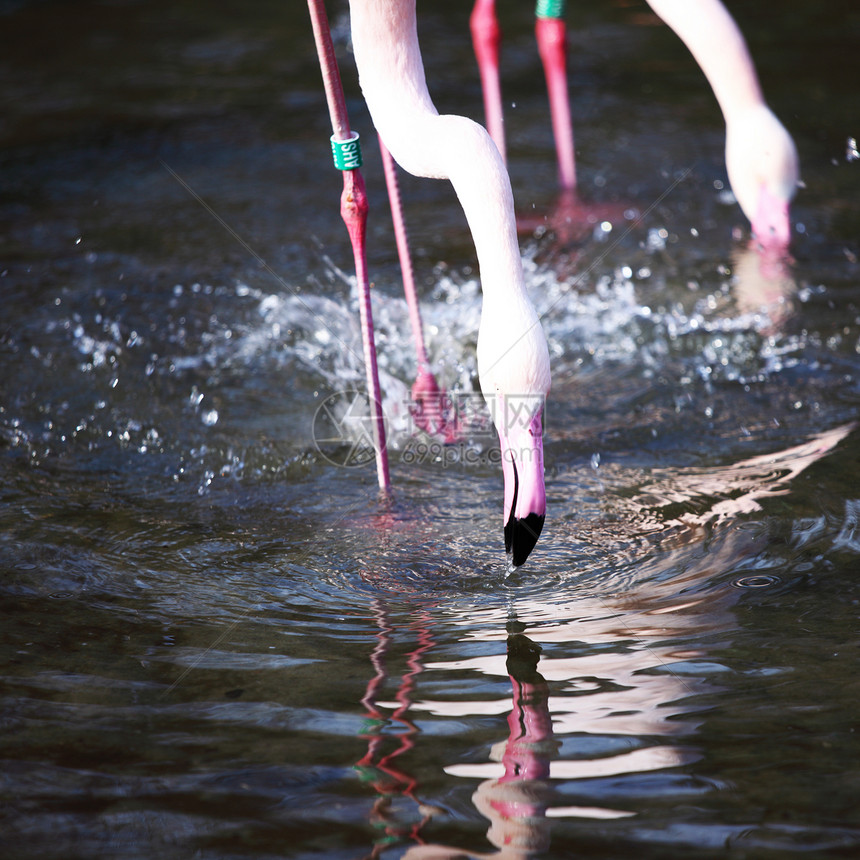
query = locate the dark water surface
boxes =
[2,1,860,857]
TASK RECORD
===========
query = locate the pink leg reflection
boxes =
[356,601,439,855]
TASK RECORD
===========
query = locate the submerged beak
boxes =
[752,185,791,251]
[499,408,546,568]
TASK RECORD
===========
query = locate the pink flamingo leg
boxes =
[307,0,390,492]
[470,0,506,161]
[378,139,448,437]
[472,0,623,246]
[535,1,577,192]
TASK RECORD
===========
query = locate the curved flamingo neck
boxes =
[647,0,764,123]
[349,0,525,306]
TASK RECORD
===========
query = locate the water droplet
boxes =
[646,228,667,251]
[202,409,219,426]
[732,574,780,589]
[198,469,214,495]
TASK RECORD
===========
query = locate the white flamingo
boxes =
[349,0,552,567]
[471,0,800,248]
[648,0,800,248]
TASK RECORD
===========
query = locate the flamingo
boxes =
[349,0,552,568]
[471,0,800,249]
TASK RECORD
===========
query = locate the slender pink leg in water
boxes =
[470,0,625,247]
[471,0,576,190]
[379,139,448,437]
[470,0,506,161]
[535,1,577,191]
[306,0,390,492]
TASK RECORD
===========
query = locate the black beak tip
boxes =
[504,512,545,568]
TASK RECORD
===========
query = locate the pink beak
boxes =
[752,185,792,251]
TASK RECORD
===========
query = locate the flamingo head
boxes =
[478,307,551,569]
[497,396,546,568]
[725,105,799,251]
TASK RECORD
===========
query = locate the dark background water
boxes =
[2,1,860,858]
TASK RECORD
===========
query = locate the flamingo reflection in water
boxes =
[355,608,567,858]
[352,424,853,856]
[365,586,712,858]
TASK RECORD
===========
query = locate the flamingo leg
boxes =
[535,0,577,191]
[379,139,448,437]
[307,0,390,492]
[471,0,576,191]
[470,0,506,161]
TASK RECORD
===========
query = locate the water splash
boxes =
[0,235,846,506]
